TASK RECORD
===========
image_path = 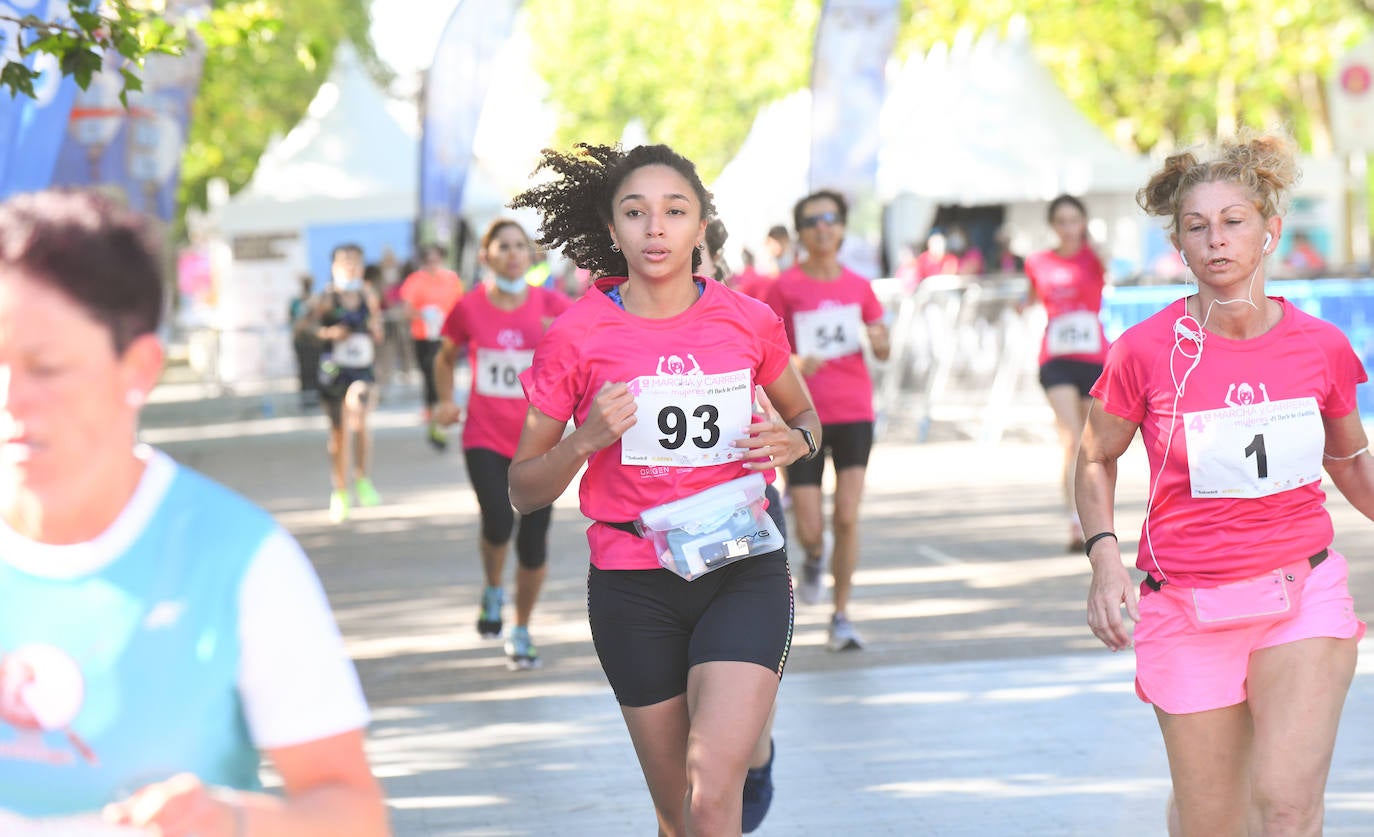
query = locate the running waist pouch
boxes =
[615,474,784,581]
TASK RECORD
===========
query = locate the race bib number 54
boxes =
[1184,396,1323,499]
[621,368,752,468]
[793,304,863,360]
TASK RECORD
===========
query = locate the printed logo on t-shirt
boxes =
[621,355,751,467]
[496,328,525,349]
[1183,382,1322,499]
[0,644,96,766]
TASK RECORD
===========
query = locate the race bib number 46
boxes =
[1184,396,1323,499]
[793,304,863,360]
[621,368,752,468]
[1046,310,1102,356]
[475,348,535,398]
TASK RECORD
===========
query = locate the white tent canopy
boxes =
[877,21,1150,205]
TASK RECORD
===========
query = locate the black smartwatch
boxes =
[794,427,819,461]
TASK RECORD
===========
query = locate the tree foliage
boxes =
[179,0,387,217]
[521,0,817,182]
[0,0,182,105]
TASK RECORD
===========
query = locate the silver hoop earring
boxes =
[610,243,621,253]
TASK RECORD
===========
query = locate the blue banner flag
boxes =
[0,0,79,200]
[47,0,210,220]
[419,0,523,244]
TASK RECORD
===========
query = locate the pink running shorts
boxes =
[1133,551,1365,715]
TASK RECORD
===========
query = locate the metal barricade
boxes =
[875,274,1054,444]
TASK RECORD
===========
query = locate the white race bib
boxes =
[793,304,863,360]
[1046,310,1102,356]
[1184,396,1324,499]
[334,332,374,368]
[420,304,445,340]
[475,347,534,399]
[621,367,753,468]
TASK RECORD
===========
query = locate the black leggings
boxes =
[464,447,552,569]
[415,338,442,408]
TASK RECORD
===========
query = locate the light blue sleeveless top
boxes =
[0,457,275,816]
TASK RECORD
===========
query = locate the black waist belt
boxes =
[1144,549,1328,592]
[602,520,642,538]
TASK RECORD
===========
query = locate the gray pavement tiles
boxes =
[147,405,1374,835]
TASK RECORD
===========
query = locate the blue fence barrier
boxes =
[1103,279,1374,415]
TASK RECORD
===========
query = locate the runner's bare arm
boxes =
[433,338,464,426]
[509,382,637,513]
[1076,399,1141,651]
[736,366,821,470]
[1322,408,1374,520]
[866,321,891,361]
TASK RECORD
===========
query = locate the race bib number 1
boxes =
[1184,396,1324,499]
[621,368,753,468]
[1046,310,1102,356]
[793,304,863,360]
[475,348,534,399]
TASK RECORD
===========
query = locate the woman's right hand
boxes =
[576,381,637,453]
[434,401,464,427]
[1086,555,1140,652]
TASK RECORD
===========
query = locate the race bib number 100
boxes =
[621,368,753,468]
[793,304,863,360]
[1184,396,1324,499]
[475,348,535,399]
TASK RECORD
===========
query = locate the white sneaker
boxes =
[827,614,865,652]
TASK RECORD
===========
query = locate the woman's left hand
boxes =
[104,773,239,837]
[735,385,801,471]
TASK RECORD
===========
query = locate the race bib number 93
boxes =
[621,368,753,468]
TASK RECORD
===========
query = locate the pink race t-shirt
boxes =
[521,277,792,571]
[441,284,571,458]
[1024,246,1108,367]
[765,265,884,425]
[1093,297,1366,587]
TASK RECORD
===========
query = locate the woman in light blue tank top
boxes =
[0,191,388,835]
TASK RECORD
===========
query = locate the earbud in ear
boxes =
[1263,232,1273,252]
[1179,251,1189,268]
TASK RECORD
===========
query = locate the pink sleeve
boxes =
[1324,330,1368,418]
[520,320,585,422]
[762,281,787,319]
[546,289,573,317]
[860,281,884,324]
[757,309,793,387]
[440,298,469,344]
[1090,333,1147,423]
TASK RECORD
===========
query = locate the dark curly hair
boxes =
[509,143,716,277]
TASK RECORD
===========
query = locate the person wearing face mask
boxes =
[432,220,571,669]
[945,225,984,275]
[1023,195,1110,551]
[316,243,384,523]
[1078,131,1368,836]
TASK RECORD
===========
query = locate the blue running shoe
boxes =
[477,586,504,638]
[742,738,775,833]
[505,625,541,670]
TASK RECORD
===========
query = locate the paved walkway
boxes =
[144,391,1374,836]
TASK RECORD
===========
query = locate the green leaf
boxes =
[0,61,37,99]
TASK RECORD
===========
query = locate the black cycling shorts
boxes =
[587,550,794,707]
[1038,359,1103,398]
[785,420,874,486]
[464,447,552,569]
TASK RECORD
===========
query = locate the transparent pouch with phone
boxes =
[637,473,784,581]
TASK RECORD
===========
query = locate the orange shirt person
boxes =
[398,244,464,448]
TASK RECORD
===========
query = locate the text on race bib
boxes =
[1046,310,1103,356]
[474,348,535,399]
[1184,396,1323,499]
[334,333,375,368]
[793,304,864,360]
[621,367,753,468]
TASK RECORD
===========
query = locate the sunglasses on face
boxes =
[799,211,840,230]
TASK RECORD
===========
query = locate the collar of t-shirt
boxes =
[605,279,706,310]
[0,446,174,579]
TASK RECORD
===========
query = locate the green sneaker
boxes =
[328,490,350,523]
[505,625,541,670]
[426,422,448,451]
[355,476,381,507]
